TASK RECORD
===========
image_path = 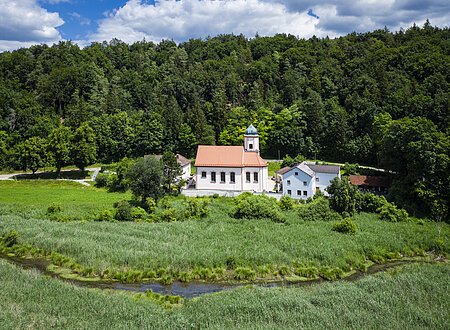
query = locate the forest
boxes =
[0,22,448,220]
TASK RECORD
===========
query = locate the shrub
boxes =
[145,197,157,213]
[234,193,284,223]
[185,198,209,218]
[114,200,133,221]
[332,218,357,234]
[130,207,148,222]
[46,203,62,214]
[377,203,409,222]
[356,193,387,213]
[297,197,342,222]
[279,195,296,210]
[96,209,115,222]
[94,172,109,188]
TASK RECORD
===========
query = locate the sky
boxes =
[0,0,449,52]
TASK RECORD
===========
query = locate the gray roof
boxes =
[306,163,340,174]
[245,124,258,135]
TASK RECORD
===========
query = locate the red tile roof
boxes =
[349,175,391,187]
[195,145,267,167]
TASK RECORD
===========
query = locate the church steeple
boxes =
[244,124,259,153]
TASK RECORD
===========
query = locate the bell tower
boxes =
[244,124,259,153]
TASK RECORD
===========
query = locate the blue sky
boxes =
[0,0,449,51]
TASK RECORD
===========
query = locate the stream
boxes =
[0,253,418,299]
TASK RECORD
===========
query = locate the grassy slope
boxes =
[0,260,448,329]
[0,181,448,273]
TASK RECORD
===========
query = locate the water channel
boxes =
[0,253,419,299]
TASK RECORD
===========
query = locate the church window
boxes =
[230,172,235,183]
[220,172,226,183]
[253,172,258,182]
[211,172,216,183]
[246,172,251,182]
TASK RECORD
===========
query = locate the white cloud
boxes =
[0,0,63,51]
[89,0,320,44]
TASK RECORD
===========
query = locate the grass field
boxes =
[0,180,130,221]
[0,259,448,329]
[0,181,448,280]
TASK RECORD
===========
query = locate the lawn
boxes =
[0,259,448,329]
[0,181,448,280]
[0,180,131,221]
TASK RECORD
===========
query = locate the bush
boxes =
[131,207,148,222]
[356,193,387,213]
[279,195,296,210]
[145,197,157,213]
[297,197,342,222]
[96,209,115,222]
[332,218,357,234]
[114,200,133,221]
[234,193,284,223]
[185,198,209,218]
[46,203,62,214]
[95,172,109,188]
[377,203,409,222]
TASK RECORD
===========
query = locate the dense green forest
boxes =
[0,22,449,219]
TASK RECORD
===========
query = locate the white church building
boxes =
[281,162,340,199]
[194,125,269,192]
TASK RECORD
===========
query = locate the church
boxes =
[194,125,269,192]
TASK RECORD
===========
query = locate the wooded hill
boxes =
[0,22,449,219]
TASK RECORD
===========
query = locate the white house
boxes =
[194,125,269,192]
[281,162,340,199]
[176,154,191,181]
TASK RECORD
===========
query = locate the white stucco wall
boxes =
[196,166,268,192]
[181,164,191,181]
[315,172,340,196]
[282,168,314,199]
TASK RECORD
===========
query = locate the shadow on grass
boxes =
[13,170,89,180]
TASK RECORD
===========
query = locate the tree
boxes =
[161,151,182,194]
[48,126,72,175]
[126,156,163,201]
[15,137,47,173]
[326,177,359,215]
[177,123,197,157]
[71,123,97,171]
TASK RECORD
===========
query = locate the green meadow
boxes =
[0,181,448,280]
[0,259,448,329]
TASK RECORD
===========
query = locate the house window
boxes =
[297,190,301,195]
[295,172,299,176]
[201,171,206,178]
[287,180,291,186]
[220,172,226,183]
[303,181,307,186]
[316,177,319,182]
[246,172,251,182]
[303,191,308,196]
[211,172,216,183]
[287,189,292,195]
[253,172,258,182]
[249,143,253,149]
[230,172,235,183]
